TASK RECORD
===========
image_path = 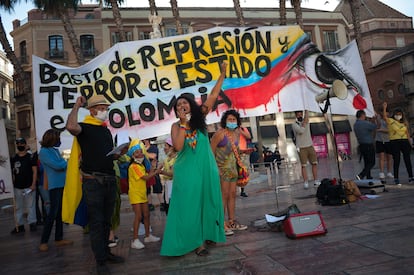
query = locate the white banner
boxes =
[0,119,14,200]
[32,26,373,151]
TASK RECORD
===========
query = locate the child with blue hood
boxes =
[127,139,162,249]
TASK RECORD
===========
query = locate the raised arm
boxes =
[202,62,227,114]
[382,102,388,124]
[66,96,86,136]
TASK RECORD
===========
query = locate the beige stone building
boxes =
[0,50,15,156]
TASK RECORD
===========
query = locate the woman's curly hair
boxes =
[220,109,241,129]
[174,93,207,132]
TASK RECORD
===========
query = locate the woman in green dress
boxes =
[160,62,227,256]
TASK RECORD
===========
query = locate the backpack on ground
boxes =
[343,180,362,202]
[316,178,347,206]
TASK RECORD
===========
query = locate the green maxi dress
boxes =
[160,129,226,256]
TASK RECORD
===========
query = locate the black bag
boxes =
[316,178,347,206]
[267,204,301,231]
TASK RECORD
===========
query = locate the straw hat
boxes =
[86,95,110,109]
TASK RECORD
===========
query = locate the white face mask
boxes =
[133,157,144,164]
[394,115,402,121]
[185,113,192,121]
[95,110,108,121]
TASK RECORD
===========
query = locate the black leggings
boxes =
[390,139,413,179]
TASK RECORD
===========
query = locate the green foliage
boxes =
[33,0,80,14]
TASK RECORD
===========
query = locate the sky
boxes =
[0,0,414,47]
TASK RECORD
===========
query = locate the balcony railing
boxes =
[19,55,29,64]
[45,50,68,60]
[405,87,414,96]
[83,48,99,58]
[402,64,414,74]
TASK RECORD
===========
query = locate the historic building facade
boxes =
[0,50,16,155]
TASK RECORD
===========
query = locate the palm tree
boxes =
[33,0,85,65]
[233,0,245,27]
[290,0,303,29]
[279,0,287,26]
[0,0,31,95]
[148,0,157,15]
[102,0,126,42]
[348,0,364,68]
[170,0,183,35]
[231,0,264,161]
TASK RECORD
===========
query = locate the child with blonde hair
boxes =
[159,137,177,214]
[127,139,162,249]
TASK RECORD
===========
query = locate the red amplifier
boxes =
[283,211,327,239]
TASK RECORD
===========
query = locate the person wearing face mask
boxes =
[292,110,320,189]
[38,129,73,252]
[64,95,124,274]
[10,137,38,234]
[211,109,251,236]
[127,139,162,250]
[161,62,227,257]
[383,102,414,185]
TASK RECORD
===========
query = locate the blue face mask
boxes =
[54,141,61,147]
[226,122,238,130]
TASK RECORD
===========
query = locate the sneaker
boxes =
[394,179,401,186]
[379,172,385,179]
[108,239,118,248]
[11,225,25,234]
[144,234,160,243]
[387,172,394,178]
[29,223,37,232]
[55,239,74,247]
[131,239,145,249]
[313,180,321,187]
[240,192,248,197]
[39,243,49,252]
[229,221,248,231]
[409,177,414,184]
[225,229,234,236]
[355,175,361,180]
[304,181,309,189]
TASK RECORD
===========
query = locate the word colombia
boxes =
[36,28,294,130]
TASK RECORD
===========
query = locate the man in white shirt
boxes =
[292,110,319,189]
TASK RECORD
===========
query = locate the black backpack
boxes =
[316,178,347,206]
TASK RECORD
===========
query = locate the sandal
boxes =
[195,246,209,256]
[229,220,248,231]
